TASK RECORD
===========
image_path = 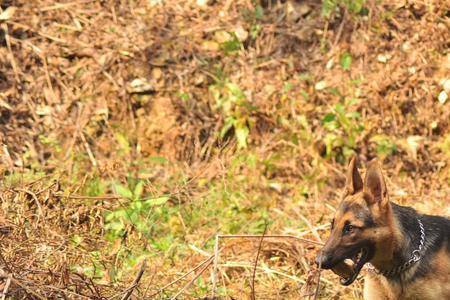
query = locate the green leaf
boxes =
[370,135,397,157]
[300,89,309,101]
[146,156,170,164]
[322,113,336,123]
[85,176,105,196]
[283,82,293,92]
[326,87,340,96]
[235,121,249,149]
[297,72,312,82]
[226,82,245,100]
[115,132,131,154]
[220,117,235,139]
[359,6,369,16]
[71,234,83,247]
[321,0,336,17]
[255,5,264,19]
[347,0,364,14]
[129,211,140,224]
[335,103,345,115]
[250,24,261,40]
[134,200,143,210]
[113,182,133,199]
[346,111,361,119]
[133,181,145,200]
[221,34,241,55]
[340,52,352,71]
[144,196,169,207]
[178,92,190,102]
[343,147,355,159]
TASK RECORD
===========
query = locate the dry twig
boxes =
[148,254,215,298]
[250,224,267,300]
[169,258,214,300]
[120,259,147,300]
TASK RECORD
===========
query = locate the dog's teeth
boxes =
[354,249,364,262]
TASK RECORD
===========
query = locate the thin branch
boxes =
[169,258,213,300]
[211,234,220,298]
[313,258,322,300]
[1,275,11,300]
[148,254,215,298]
[15,188,44,221]
[80,132,97,168]
[333,9,347,47]
[53,193,123,200]
[0,251,13,274]
[0,20,20,83]
[217,235,324,246]
[6,274,46,300]
[250,224,267,300]
[120,259,147,300]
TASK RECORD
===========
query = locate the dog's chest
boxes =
[364,244,450,299]
[364,271,450,300]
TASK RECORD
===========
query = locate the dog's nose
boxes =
[315,252,325,266]
[315,252,332,269]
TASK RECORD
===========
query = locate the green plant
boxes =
[3,169,47,188]
[83,176,106,196]
[72,251,105,281]
[370,135,397,158]
[322,0,366,18]
[243,1,263,40]
[39,134,62,153]
[340,52,352,71]
[210,80,255,149]
[114,132,131,156]
[195,276,209,295]
[104,179,169,240]
[220,33,242,55]
[322,98,364,162]
[250,23,261,40]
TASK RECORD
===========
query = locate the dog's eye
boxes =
[343,223,354,235]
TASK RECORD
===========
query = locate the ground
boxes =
[0,0,449,299]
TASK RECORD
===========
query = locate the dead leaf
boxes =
[127,78,155,93]
[214,30,231,43]
[0,6,17,21]
[438,91,448,104]
[315,81,327,90]
[201,40,219,51]
[402,136,424,160]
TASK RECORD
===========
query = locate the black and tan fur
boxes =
[316,157,450,299]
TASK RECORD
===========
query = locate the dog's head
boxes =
[316,157,396,285]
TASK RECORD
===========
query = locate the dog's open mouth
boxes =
[339,247,370,286]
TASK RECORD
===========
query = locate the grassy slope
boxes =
[0,0,449,299]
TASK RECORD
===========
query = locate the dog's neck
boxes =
[369,203,423,275]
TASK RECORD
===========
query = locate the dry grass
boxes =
[0,0,449,299]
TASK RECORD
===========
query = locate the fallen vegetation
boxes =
[0,0,449,299]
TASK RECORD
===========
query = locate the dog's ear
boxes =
[345,155,363,195]
[363,160,388,206]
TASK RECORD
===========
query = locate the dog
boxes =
[315,157,450,299]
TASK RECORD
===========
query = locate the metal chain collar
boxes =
[367,218,425,277]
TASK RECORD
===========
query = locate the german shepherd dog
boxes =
[316,157,450,299]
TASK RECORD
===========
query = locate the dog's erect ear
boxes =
[345,156,363,195]
[363,160,388,206]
